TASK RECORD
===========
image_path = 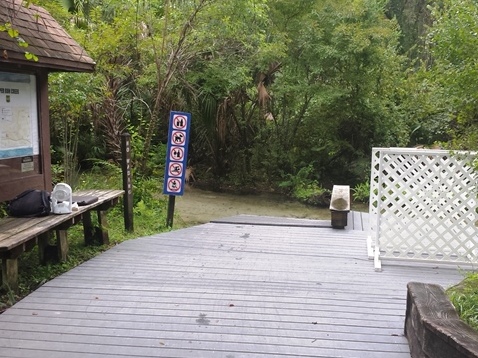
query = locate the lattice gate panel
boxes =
[369,148,477,270]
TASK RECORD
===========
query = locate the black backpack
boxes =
[7,189,51,217]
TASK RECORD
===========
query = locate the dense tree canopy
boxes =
[19,0,478,190]
[426,0,478,149]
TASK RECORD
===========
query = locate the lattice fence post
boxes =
[369,148,477,270]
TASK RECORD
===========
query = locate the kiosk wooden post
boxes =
[121,133,134,232]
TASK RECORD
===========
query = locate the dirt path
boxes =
[174,186,331,227]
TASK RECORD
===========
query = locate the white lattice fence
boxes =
[368,148,477,270]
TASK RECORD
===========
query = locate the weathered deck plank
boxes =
[211,214,331,227]
[0,215,464,357]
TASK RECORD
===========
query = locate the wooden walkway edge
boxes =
[0,213,463,357]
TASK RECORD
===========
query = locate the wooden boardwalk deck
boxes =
[0,213,464,357]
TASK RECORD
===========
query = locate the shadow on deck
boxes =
[0,212,463,357]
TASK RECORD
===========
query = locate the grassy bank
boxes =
[447,272,478,331]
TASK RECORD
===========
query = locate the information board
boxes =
[0,72,39,159]
[163,111,191,196]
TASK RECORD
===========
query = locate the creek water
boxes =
[174,186,365,227]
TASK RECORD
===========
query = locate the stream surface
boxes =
[174,186,334,227]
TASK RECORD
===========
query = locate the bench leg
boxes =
[97,210,110,245]
[1,258,18,293]
[83,210,109,246]
[38,233,50,264]
[56,229,68,262]
[83,211,95,246]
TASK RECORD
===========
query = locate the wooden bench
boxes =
[0,189,124,292]
[329,185,350,229]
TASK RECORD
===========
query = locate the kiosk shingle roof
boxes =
[0,0,95,72]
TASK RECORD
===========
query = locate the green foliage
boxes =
[0,202,7,219]
[279,165,331,206]
[38,0,409,188]
[48,72,103,180]
[24,52,38,61]
[291,183,330,207]
[413,0,478,150]
[447,273,478,332]
[386,0,432,60]
[180,0,287,178]
[0,21,38,61]
[35,0,475,194]
[75,161,122,189]
[75,164,170,235]
[262,0,407,184]
[0,0,47,62]
[0,283,17,313]
[352,181,370,203]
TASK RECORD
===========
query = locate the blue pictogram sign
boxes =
[168,162,183,177]
[171,131,186,146]
[172,115,188,130]
[167,178,182,192]
[163,111,191,196]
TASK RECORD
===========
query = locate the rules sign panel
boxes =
[163,111,191,196]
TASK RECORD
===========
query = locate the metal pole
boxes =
[166,195,175,228]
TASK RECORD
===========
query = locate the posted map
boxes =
[0,72,38,159]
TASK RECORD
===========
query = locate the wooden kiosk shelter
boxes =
[0,0,95,202]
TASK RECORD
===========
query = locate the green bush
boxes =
[352,181,370,203]
[278,165,331,207]
[447,273,478,332]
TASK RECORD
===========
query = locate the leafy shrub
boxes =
[447,273,478,332]
[352,181,370,203]
[279,165,331,207]
[293,183,331,207]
